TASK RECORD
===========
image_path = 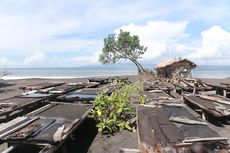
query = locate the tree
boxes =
[99,30,147,73]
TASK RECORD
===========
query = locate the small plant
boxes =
[90,80,145,133]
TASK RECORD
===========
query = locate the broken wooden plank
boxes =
[0,117,39,139]
[169,116,207,125]
[0,116,28,132]
[183,137,228,143]
[198,95,230,106]
[2,146,16,153]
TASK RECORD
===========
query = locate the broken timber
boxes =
[137,104,229,153]
[0,97,47,123]
[184,94,230,118]
[0,102,92,153]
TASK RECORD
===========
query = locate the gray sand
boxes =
[0,77,230,152]
[0,77,138,153]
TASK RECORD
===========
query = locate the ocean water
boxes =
[193,65,230,78]
[1,65,230,80]
[1,65,138,80]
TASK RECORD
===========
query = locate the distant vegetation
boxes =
[99,30,147,74]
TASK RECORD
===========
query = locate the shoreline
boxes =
[0,74,137,81]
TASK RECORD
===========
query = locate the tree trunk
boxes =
[131,60,145,74]
[135,60,145,72]
[131,60,142,73]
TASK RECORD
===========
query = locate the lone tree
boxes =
[99,30,147,73]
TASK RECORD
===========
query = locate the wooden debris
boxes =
[183,137,229,143]
[53,125,65,143]
[169,116,207,125]
[0,117,39,139]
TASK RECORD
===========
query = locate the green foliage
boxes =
[99,30,147,73]
[90,81,145,133]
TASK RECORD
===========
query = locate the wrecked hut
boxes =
[155,58,196,78]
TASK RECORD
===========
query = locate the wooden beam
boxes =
[183,137,228,143]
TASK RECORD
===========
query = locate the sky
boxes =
[0,0,230,68]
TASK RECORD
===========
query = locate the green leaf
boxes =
[125,124,132,131]
[117,108,123,114]
[97,109,102,116]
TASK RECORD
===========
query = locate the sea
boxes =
[1,64,230,80]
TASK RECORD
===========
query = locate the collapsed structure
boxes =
[155,58,197,78]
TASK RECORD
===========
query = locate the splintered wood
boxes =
[137,105,229,153]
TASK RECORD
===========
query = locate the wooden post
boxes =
[193,88,196,95]
[223,90,227,97]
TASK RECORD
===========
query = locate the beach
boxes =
[0,76,230,153]
[0,76,139,153]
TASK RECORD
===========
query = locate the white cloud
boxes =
[73,50,100,66]
[115,22,230,65]
[189,26,230,59]
[23,51,46,65]
[115,21,189,61]
[0,0,230,67]
[0,57,10,66]
[73,56,98,66]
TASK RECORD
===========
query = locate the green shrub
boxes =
[90,81,145,133]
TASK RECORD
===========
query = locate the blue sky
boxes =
[0,0,230,68]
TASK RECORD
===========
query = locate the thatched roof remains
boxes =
[155,58,197,70]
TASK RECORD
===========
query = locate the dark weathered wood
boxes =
[20,82,65,91]
[137,106,158,146]
[0,97,47,123]
[184,95,230,117]
[35,103,91,121]
[138,106,182,146]
[160,124,181,143]
[169,90,183,100]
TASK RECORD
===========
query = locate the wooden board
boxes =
[137,104,227,152]
[184,95,230,117]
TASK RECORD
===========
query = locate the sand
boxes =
[0,77,138,153]
[0,77,230,153]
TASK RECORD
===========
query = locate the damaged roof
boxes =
[155,58,197,69]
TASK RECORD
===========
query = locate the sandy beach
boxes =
[0,76,138,153]
[0,76,230,153]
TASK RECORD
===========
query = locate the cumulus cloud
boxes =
[115,21,189,61]
[73,50,100,66]
[23,51,46,65]
[0,0,230,67]
[189,26,230,59]
[114,22,230,65]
